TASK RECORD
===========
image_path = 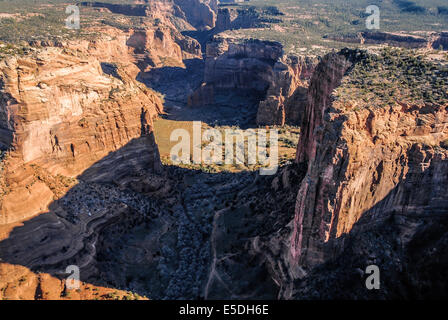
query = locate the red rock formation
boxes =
[188,35,316,124]
[82,0,218,30]
[215,7,262,32]
[174,0,218,30]
[257,56,316,126]
[0,44,163,225]
[291,50,448,271]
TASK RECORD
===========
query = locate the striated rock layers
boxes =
[0,43,164,225]
[257,56,316,126]
[125,26,201,70]
[203,49,448,299]
[188,36,316,125]
[287,49,448,297]
[82,0,218,30]
[215,6,262,32]
[173,0,218,30]
[432,32,448,50]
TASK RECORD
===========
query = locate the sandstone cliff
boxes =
[174,0,218,30]
[287,49,448,295]
[0,44,163,225]
[188,36,316,125]
[82,0,218,30]
[257,56,316,126]
[188,36,284,107]
[215,6,262,32]
[200,48,448,299]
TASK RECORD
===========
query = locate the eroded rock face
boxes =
[215,7,262,32]
[82,0,218,30]
[189,36,316,125]
[188,36,283,107]
[174,0,218,30]
[292,146,448,299]
[199,49,448,299]
[0,44,163,225]
[126,27,185,70]
[290,49,448,282]
[257,56,316,126]
[432,32,448,50]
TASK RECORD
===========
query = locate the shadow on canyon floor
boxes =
[0,132,291,299]
[182,30,216,51]
[138,58,263,129]
[1,141,447,299]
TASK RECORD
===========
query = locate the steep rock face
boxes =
[204,36,284,89]
[189,36,316,125]
[81,1,166,17]
[126,28,184,70]
[215,7,262,32]
[257,56,316,126]
[0,46,163,225]
[174,0,218,30]
[292,146,448,299]
[432,32,448,50]
[28,26,201,72]
[188,37,284,107]
[82,0,218,30]
[290,50,448,274]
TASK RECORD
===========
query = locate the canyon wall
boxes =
[125,27,200,70]
[215,7,261,32]
[188,36,284,106]
[173,0,218,30]
[82,0,218,30]
[292,145,448,299]
[432,32,448,50]
[188,36,316,125]
[0,34,165,225]
[290,49,448,275]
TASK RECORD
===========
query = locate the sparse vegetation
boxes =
[335,47,448,108]
[221,0,448,55]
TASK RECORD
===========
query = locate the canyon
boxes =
[0,0,447,300]
[188,35,317,126]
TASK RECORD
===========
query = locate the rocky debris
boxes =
[174,0,218,30]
